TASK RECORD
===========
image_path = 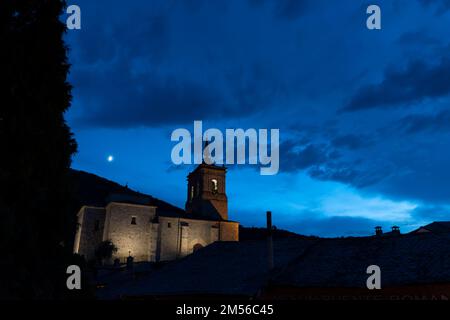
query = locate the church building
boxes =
[73,163,239,263]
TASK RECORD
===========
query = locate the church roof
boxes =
[104,193,187,215]
[156,210,233,222]
[103,199,229,222]
[104,197,231,222]
[96,229,450,298]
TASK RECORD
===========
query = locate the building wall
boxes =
[220,221,239,241]
[103,202,156,263]
[158,217,225,260]
[179,219,219,257]
[149,222,159,262]
[158,217,181,261]
[74,203,239,264]
[73,206,106,261]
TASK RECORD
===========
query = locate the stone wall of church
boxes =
[219,221,239,241]
[158,217,180,261]
[149,222,159,261]
[74,206,106,261]
[74,204,239,264]
[103,202,156,263]
[182,219,218,257]
[157,217,226,260]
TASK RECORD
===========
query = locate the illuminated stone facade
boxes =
[73,164,239,263]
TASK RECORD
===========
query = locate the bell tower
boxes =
[185,163,228,220]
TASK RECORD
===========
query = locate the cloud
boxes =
[331,134,372,150]
[280,142,332,172]
[397,109,450,134]
[275,0,309,20]
[396,31,441,47]
[419,0,450,13]
[247,0,310,19]
[66,0,314,128]
[74,70,225,128]
[278,137,389,188]
[411,204,450,221]
[343,58,450,112]
[66,0,450,230]
[309,165,385,188]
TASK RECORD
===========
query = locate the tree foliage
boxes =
[0,0,78,298]
[95,241,119,264]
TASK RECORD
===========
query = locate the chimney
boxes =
[266,211,274,271]
[391,226,400,235]
[375,226,383,236]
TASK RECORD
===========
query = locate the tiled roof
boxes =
[272,232,450,288]
[97,224,450,298]
[97,238,316,298]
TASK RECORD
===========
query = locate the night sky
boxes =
[65,0,450,237]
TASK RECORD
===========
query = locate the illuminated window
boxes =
[211,179,218,194]
[131,216,137,225]
[190,185,194,201]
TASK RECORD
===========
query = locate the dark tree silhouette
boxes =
[95,241,118,265]
[0,0,78,298]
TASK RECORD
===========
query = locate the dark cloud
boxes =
[66,0,450,227]
[419,0,450,13]
[275,0,309,20]
[396,31,441,47]
[397,109,450,134]
[247,0,309,19]
[331,134,372,150]
[291,144,330,169]
[279,135,389,188]
[309,160,392,188]
[67,0,311,128]
[247,0,266,8]
[343,58,450,112]
[74,69,225,128]
[280,142,336,172]
[374,162,450,203]
[411,205,450,221]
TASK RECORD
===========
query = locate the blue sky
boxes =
[65,0,450,237]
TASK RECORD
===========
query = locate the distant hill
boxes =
[68,169,185,216]
[238,226,317,241]
[68,168,305,240]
